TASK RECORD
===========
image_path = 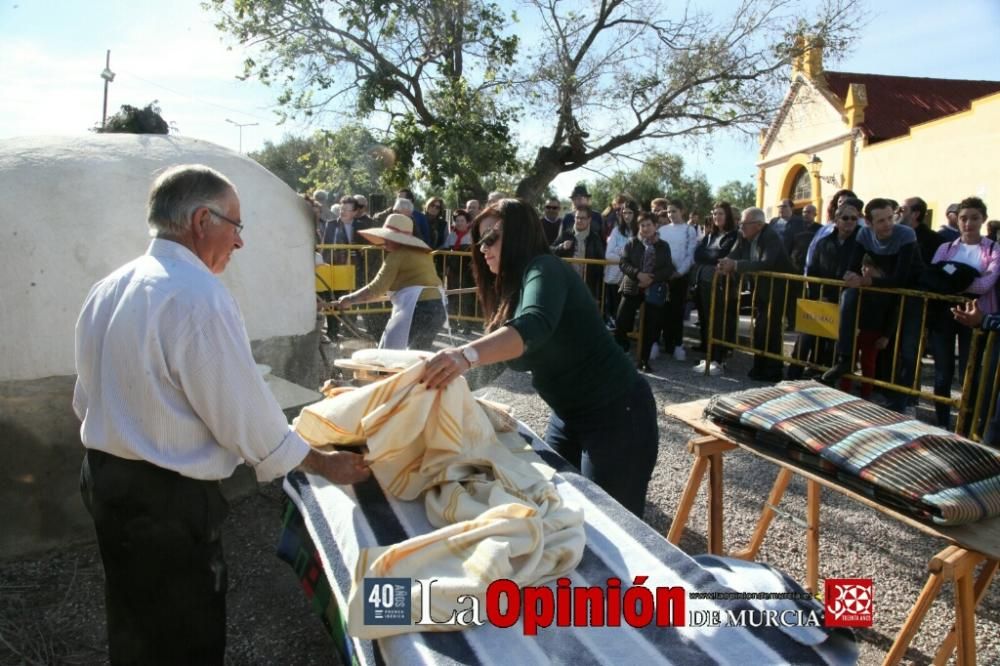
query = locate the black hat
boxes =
[570,184,591,198]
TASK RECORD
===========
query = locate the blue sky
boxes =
[1,0,998,196]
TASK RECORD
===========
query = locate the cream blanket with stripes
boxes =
[294,361,586,639]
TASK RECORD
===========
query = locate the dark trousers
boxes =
[750,278,786,376]
[663,276,689,349]
[545,375,659,517]
[408,299,447,351]
[603,282,621,323]
[615,294,664,363]
[697,275,737,363]
[929,320,974,429]
[838,290,922,412]
[81,450,229,666]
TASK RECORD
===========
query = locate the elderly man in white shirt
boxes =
[73,164,369,665]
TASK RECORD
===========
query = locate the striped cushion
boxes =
[705,381,1000,525]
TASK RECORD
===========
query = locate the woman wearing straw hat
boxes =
[333,213,446,350]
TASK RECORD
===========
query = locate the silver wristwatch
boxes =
[460,345,479,368]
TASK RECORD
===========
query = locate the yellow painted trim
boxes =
[778,154,813,206]
[756,167,766,208]
[841,136,855,191]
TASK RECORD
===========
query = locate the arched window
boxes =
[791,167,811,202]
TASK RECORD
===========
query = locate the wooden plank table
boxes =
[665,398,1000,666]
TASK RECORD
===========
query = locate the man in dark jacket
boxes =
[717,207,793,381]
[897,196,943,266]
[553,206,606,300]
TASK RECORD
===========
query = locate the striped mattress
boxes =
[704,381,1000,525]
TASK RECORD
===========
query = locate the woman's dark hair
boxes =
[470,198,552,331]
[617,200,640,236]
[451,208,469,225]
[711,201,736,233]
[826,189,857,222]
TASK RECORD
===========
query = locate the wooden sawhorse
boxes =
[665,400,999,666]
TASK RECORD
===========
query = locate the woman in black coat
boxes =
[615,212,675,372]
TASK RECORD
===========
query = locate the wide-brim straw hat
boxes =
[358,213,430,250]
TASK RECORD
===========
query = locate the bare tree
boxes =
[209,0,861,200]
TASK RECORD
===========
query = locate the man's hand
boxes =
[843,271,866,288]
[875,336,889,350]
[716,258,736,276]
[637,272,653,289]
[561,240,573,251]
[952,300,984,329]
[300,449,370,484]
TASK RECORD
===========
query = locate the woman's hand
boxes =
[333,295,351,310]
[419,348,472,390]
[637,272,653,288]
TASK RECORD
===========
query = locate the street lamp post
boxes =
[225,118,259,153]
[100,50,116,129]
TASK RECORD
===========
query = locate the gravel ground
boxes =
[2,332,997,665]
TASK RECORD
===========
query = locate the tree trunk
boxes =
[515,146,568,203]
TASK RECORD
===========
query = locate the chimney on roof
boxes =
[791,35,825,81]
[803,36,824,79]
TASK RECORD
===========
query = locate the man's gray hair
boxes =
[393,197,414,214]
[742,207,767,224]
[147,164,236,237]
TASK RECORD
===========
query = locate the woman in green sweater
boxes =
[335,214,446,351]
[419,199,659,517]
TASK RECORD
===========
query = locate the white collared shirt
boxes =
[73,239,310,481]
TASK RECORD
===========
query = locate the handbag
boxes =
[644,281,668,306]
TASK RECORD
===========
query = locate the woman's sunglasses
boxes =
[478,226,502,248]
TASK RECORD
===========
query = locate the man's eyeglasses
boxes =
[839,215,859,222]
[208,209,244,234]
[738,220,762,228]
[544,205,560,210]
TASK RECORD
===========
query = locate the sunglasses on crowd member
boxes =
[544,205,560,210]
[839,215,859,222]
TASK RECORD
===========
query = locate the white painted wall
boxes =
[765,84,846,162]
[0,135,316,381]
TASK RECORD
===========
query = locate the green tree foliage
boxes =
[714,179,758,211]
[249,134,315,191]
[586,152,712,214]
[249,126,389,197]
[210,0,861,201]
[94,101,169,134]
[211,0,521,200]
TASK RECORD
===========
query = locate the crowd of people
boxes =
[312,184,1000,436]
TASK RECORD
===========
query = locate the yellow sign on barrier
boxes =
[315,264,356,293]
[795,299,840,339]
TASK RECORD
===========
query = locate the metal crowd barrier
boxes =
[703,270,999,443]
[315,242,616,325]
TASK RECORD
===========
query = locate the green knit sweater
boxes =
[504,254,637,417]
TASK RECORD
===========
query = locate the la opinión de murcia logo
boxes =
[823,578,874,627]
[363,576,828,633]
